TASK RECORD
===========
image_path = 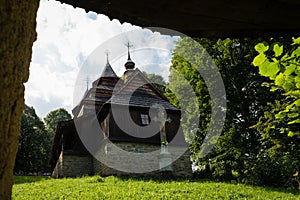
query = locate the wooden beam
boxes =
[59,0,300,37]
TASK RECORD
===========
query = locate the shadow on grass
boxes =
[13,176,51,184]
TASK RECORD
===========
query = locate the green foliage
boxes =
[142,71,167,94]
[246,153,297,188]
[15,105,51,173]
[253,37,300,139]
[168,37,276,185]
[44,108,71,140]
[274,43,284,57]
[15,106,72,174]
[252,37,300,189]
[254,42,269,53]
[12,176,300,199]
[166,50,210,144]
[168,37,300,189]
[246,99,299,188]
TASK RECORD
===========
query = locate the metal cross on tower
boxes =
[125,41,133,59]
[84,76,90,91]
[105,50,110,63]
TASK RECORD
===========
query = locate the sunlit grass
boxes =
[13,175,300,199]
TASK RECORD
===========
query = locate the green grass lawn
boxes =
[12,175,300,200]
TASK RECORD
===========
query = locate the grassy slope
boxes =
[13,176,300,200]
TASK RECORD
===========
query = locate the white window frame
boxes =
[140,114,150,125]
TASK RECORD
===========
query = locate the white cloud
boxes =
[25,0,178,118]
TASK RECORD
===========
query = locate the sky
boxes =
[25,0,179,119]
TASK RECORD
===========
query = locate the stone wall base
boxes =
[52,153,93,178]
[52,142,192,178]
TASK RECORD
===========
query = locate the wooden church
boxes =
[50,48,192,178]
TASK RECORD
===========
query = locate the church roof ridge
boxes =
[111,68,167,101]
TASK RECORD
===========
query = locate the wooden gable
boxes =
[116,68,166,100]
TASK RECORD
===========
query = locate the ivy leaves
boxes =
[253,43,281,80]
[274,44,283,57]
[254,42,269,53]
[253,37,300,138]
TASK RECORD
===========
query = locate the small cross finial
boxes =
[125,41,133,60]
[105,50,110,63]
[84,76,90,91]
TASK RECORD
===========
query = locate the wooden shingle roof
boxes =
[100,62,118,78]
[109,94,179,111]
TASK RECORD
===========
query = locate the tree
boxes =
[253,37,300,138]
[165,44,211,144]
[0,1,39,199]
[253,37,300,188]
[142,71,167,94]
[167,37,276,182]
[14,107,72,175]
[44,108,72,141]
[251,99,299,187]
[14,105,51,173]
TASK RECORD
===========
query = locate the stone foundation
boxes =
[93,141,192,178]
[53,142,192,178]
[52,153,93,178]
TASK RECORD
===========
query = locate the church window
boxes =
[140,114,150,125]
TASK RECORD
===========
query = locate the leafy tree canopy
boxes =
[167,37,285,185]
[44,108,72,138]
[252,38,300,188]
[253,37,300,138]
[142,71,167,94]
[15,105,51,173]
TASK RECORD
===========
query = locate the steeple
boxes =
[100,50,118,78]
[105,49,109,64]
[124,41,135,70]
[85,76,90,91]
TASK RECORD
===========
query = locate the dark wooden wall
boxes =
[105,105,182,144]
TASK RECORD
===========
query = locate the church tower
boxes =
[73,52,121,117]
[123,42,135,81]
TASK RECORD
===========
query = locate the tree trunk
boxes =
[0,1,39,199]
